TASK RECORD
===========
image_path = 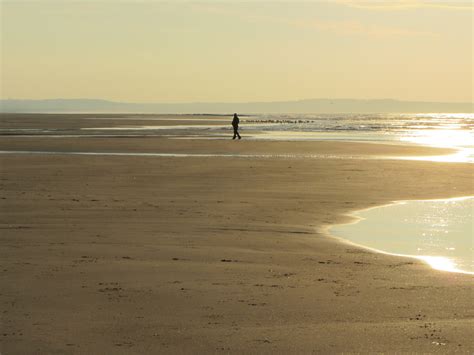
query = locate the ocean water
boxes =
[331,197,474,274]
[239,113,474,163]
[5,112,472,161]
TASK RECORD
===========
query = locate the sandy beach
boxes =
[3,0,473,351]
[1,115,473,353]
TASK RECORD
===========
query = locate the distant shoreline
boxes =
[1,98,472,114]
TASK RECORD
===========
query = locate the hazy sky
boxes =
[1,1,472,103]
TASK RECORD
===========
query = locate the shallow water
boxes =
[0,150,374,160]
[331,197,474,274]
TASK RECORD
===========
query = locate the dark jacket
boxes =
[232,116,239,127]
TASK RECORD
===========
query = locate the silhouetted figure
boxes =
[232,113,241,140]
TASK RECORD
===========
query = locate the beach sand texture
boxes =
[1,116,473,353]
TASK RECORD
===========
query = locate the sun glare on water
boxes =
[401,129,472,148]
[399,127,474,163]
[416,256,469,274]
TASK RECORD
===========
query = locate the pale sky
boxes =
[1,1,472,103]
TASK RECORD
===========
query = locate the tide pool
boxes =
[331,197,473,274]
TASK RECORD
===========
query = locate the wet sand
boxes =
[1,133,473,353]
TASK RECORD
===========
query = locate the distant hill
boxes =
[0,98,472,114]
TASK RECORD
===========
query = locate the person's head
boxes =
[234,113,238,118]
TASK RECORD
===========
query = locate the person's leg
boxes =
[237,130,241,139]
[233,127,237,139]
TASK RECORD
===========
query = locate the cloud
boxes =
[193,4,436,38]
[286,18,435,37]
[333,0,473,11]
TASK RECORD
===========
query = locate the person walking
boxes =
[232,113,241,140]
